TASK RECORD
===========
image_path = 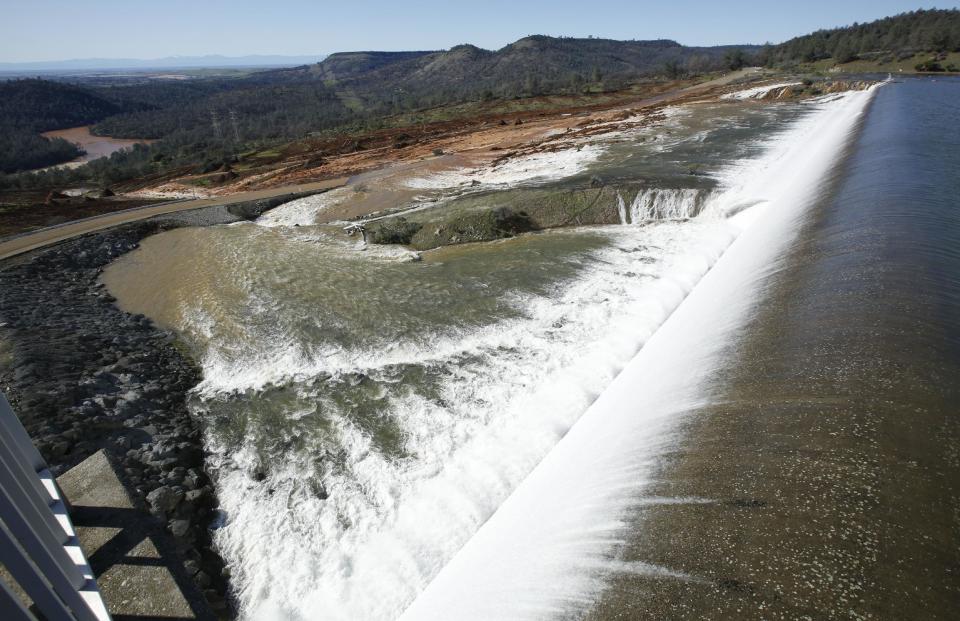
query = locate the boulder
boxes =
[168,519,191,539]
[147,485,183,515]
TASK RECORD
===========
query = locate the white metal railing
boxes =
[0,392,110,621]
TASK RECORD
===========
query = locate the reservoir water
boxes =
[100,79,960,619]
[39,125,153,170]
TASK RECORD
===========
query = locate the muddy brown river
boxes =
[40,125,152,168]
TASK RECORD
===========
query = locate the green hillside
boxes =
[0,79,125,133]
[0,80,134,173]
[766,9,960,66]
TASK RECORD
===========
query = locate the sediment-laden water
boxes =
[101,90,886,620]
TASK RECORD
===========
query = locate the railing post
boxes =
[0,391,109,621]
[0,519,78,621]
[0,433,70,546]
[0,394,46,472]
[0,576,39,621]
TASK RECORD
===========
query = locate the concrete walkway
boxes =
[58,451,214,621]
[0,177,348,262]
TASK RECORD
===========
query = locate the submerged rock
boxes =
[364,217,423,245]
[407,206,534,249]
[365,183,633,250]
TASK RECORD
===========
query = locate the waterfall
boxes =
[616,192,629,225]
[622,188,711,224]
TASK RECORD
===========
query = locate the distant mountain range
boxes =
[0,55,327,72]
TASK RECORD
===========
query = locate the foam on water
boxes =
[400,87,882,620]
[721,81,803,100]
[404,144,605,190]
[257,187,353,227]
[207,217,726,621]
[620,188,715,223]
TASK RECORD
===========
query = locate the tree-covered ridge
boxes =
[272,36,752,107]
[767,9,960,65]
[93,81,353,141]
[296,51,435,81]
[9,35,751,175]
[0,80,130,173]
[0,79,131,133]
[0,132,81,174]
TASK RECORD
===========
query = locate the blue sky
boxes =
[0,1,948,62]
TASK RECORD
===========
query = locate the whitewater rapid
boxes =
[399,86,882,620]
[205,219,725,621]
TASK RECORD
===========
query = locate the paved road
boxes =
[0,177,348,261]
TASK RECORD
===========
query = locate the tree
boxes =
[931,27,951,51]
[724,48,747,71]
[662,59,687,79]
[755,43,774,67]
[833,41,858,63]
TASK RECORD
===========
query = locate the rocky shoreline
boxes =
[0,192,324,619]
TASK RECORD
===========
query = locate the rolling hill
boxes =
[266,36,754,105]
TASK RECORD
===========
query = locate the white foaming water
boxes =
[721,81,803,100]
[400,87,882,620]
[208,218,727,621]
[257,187,353,227]
[619,188,714,223]
[404,144,604,190]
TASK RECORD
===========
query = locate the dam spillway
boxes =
[91,78,960,620]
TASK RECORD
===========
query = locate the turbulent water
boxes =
[404,84,884,621]
[101,92,876,620]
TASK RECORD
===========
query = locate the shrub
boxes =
[915,59,946,72]
[366,217,422,244]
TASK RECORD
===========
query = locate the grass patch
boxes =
[250,149,281,159]
[802,52,960,75]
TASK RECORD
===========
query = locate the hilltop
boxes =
[267,36,750,105]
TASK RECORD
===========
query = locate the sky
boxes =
[0,1,949,63]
